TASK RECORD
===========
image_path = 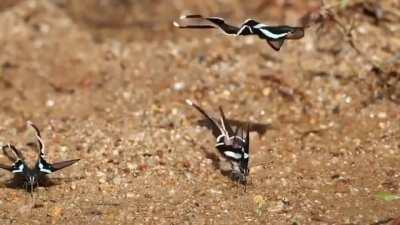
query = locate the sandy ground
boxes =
[0,0,399,224]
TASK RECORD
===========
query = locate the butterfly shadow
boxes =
[0,175,85,192]
[202,149,233,178]
[202,148,250,186]
[197,118,273,138]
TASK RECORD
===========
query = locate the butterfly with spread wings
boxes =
[0,121,79,193]
[186,100,250,185]
[174,14,304,51]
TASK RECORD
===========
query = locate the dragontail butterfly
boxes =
[174,14,304,51]
[0,121,79,193]
[186,100,250,187]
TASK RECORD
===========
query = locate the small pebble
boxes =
[209,189,222,195]
[126,192,135,198]
[173,82,185,91]
[377,112,387,119]
[262,87,271,96]
[127,163,137,170]
[112,176,121,185]
[99,178,107,184]
[46,99,55,107]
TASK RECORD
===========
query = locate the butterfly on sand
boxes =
[174,14,304,51]
[0,121,79,193]
[186,100,250,185]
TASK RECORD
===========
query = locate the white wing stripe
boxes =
[258,28,288,39]
[223,151,242,160]
[38,162,52,174]
[12,164,24,173]
[254,23,268,29]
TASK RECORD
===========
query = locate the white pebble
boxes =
[173,82,185,91]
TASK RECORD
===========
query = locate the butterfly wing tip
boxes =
[173,21,180,27]
[70,159,80,164]
[185,99,193,106]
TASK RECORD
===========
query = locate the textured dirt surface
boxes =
[0,0,400,224]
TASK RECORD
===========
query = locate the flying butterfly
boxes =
[186,100,250,186]
[174,14,304,51]
[0,121,79,193]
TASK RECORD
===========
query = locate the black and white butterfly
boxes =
[0,121,79,193]
[186,100,250,185]
[174,14,304,51]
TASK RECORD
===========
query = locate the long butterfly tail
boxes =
[27,121,46,158]
[174,14,215,29]
[175,15,240,35]
[186,99,225,138]
[0,163,12,172]
[2,144,23,161]
[218,107,234,137]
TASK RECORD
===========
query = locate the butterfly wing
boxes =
[0,160,25,174]
[1,144,25,174]
[285,27,304,39]
[242,124,250,175]
[50,159,80,172]
[245,124,250,154]
[37,158,79,174]
[217,145,243,161]
[206,17,240,35]
[257,26,304,50]
[267,39,285,51]
[253,25,303,51]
